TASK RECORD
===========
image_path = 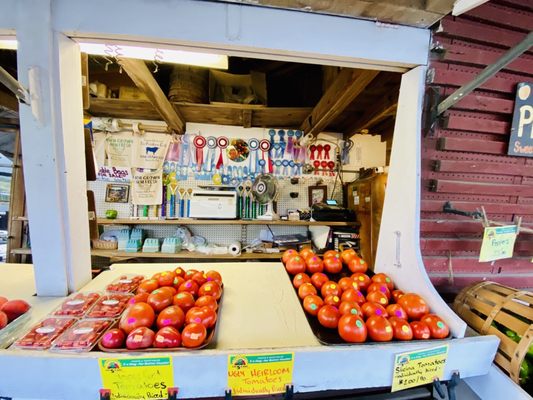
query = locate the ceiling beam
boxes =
[345,96,398,137]
[117,58,185,134]
[300,68,379,137]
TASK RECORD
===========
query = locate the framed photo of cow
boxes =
[105,184,130,203]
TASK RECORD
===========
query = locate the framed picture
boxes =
[308,185,327,206]
[105,184,130,203]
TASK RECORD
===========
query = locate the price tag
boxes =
[99,356,174,400]
[479,225,518,262]
[227,352,294,396]
[391,345,448,392]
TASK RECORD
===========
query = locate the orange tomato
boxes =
[303,295,324,316]
[347,256,368,274]
[371,273,394,291]
[351,273,371,291]
[293,273,311,289]
[398,293,429,320]
[282,249,298,264]
[366,290,389,307]
[298,283,317,300]
[340,248,357,265]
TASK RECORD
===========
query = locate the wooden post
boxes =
[6,130,25,263]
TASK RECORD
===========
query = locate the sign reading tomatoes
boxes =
[508,82,533,157]
[227,352,294,396]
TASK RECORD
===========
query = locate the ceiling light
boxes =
[0,39,17,50]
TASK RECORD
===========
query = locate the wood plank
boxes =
[0,90,18,112]
[300,68,379,136]
[345,98,397,136]
[421,219,533,234]
[6,132,25,263]
[430,274,533,290]
[80,52,90,110]
[425,257,533,273]
[425,0,456,13]
[443,113,511,135]
[466,3,533,32]
[431,179,533,197]
[91,249,282,260]
[117,58,185,134]
[242,109,252,128]
[421,238,533,253]
[432,66,524,94]
[422,199,533,215]
[437,137,507,154]
[97,218,355,226]
[10,248,31,255]
[434,159,533,177]
[441,89,515,114]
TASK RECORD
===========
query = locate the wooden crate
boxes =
[453,281,533,383]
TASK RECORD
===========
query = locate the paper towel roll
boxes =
[228,241,241,256]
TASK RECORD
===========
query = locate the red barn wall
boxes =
[422,0,533,291]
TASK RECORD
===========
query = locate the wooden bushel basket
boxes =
[453,281,533,383]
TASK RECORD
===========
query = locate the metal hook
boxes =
[103,44,114,72]
[153,48,163,73]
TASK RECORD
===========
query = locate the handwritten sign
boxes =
[97,166,132,182]
[479,225,518,262]
[391,345,448,392]
[227,352,294,396]
[508,82,533,157]
[99,356,174,400]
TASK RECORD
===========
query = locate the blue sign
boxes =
[508,82,533,157]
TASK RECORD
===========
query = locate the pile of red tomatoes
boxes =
[283,248,450,343]
[100,268,223,350]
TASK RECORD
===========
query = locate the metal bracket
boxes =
[225,389,232,399]
[442,201,482,219]
[167,387,179,400]
[99,389,111,400]
[423,86,442,137]
[283,384,294,400]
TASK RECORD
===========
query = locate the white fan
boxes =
[252,174,279,220]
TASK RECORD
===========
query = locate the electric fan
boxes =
[252,174,279,220]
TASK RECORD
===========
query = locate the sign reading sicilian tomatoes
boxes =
[391,345,448,392]
[227,352,294,396]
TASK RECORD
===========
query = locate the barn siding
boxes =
[422,0,533,291]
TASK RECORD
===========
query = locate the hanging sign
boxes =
[131,169,163,205]
[93,131,107,168]
[99,356,174,400]
[391,345,448,392]
[479,224,518,262]
[508,82,533,157]
[132,132,171,170]
[105,132,134,167]
[97,166,132,182]
[227,352,294,396]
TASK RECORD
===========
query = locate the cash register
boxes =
[311,200,356,222]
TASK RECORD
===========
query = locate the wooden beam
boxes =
[345,99,398,137]
[7,131,25,263]
[117,58,185,134]
[242,109,252,128]
[300,68,379,137]
[80,52,90,110]
[0,90,18,112]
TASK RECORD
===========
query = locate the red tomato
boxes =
[156,305,185,330]
[367,283,391,299]
[386,304,408,320]
[323,250,340,259]
[199,281,222,300]
[184,269,198,280]
[366,291,389,307]
[361,302,388,319]
[299,247,315,260]
[351,273,371,291]
[173,292,196,312]
[172,276,186,290]
[137,279,159,294]
[282,249,298,264]
[126,327,155,349]
[347,256,368,274]
[321,281,342,298]
[391,290,404,302]
[199,306,217,328]
[147,291,173,312]
[153,286,176,297]
[311,273,329,290]
[389,317,413,341]
[398,293,430,320]
[154,326,181,348]
[101,328,126,349]
[128,292,150,306]
[191,271,208,286]
[372,273,394,291]
[410,321,431,340]
[185,306,217,328]
[298,283,317,300]
[303,295,323,316]
[323,256,343,274]
[178,280,200,297]
[420,314,450,339]
[341,288,366,305]
[306,255,324,274]
[338,277,356,292]
[324,294,341,307]
[293,273,311,289]
[119,302,156,334]
[317,305,340,329]
[340,248,357,265]
[195,295,218,311]
[366,315,393,342]
[181,323,207,348]
[338,301,362,317]
[205,270,223,286]
[0,296,8,309]
[0,311,7,329]
[157,271,177,287]
[338,314,367,343]
[285,256,306,275]
[174,267,186,278]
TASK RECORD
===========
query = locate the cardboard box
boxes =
[119,86,148,101]
[209,70,267,105]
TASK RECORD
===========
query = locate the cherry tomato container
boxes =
[86,293,132,318]
[51,292,101,317]
[51,318,113,352]
[105,275,145,293]
[12,317,78,350]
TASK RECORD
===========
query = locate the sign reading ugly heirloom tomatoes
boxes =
[99,356,174,400]
[391,345,448,392]
[479,224,518,262]
[227,352,294,396]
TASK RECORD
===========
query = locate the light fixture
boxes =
[0,39,17,50]
[78,41,228,70]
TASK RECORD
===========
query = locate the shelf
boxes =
[97,218,355,226]
[88,98,312,128]
[91,249,281,259]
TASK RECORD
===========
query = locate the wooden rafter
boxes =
[345,99,398,137]
[117,58,185,134]
[300,68,379,137]
[0,90,18,112]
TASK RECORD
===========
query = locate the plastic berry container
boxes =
[12,317,77,350]
[86,293,132,318]
[51,292,101,317]
[51,318,113,352]
[105,275,145,293]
